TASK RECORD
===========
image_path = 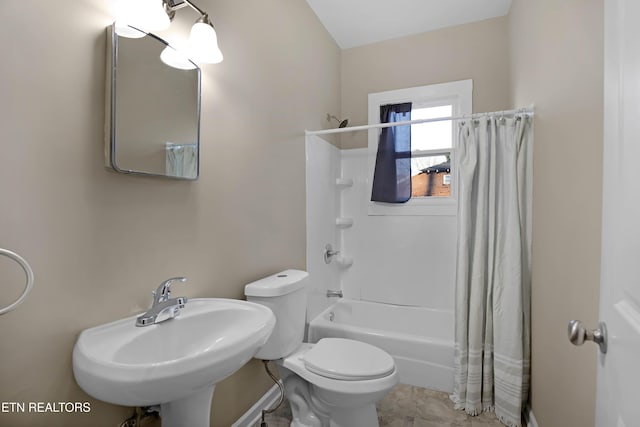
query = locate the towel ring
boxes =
[0,248,34,315]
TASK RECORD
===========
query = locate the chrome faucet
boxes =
[326,290,343,298]
[323,244,340,264]
[136,277,188,327]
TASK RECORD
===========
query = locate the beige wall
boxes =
[508,1,603,426]
[0,0,339,426]
[340,16,511,149]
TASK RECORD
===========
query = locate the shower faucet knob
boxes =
[323,244,340,264]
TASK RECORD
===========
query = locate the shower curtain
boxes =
[451,115,532,427]
[166,143,198,178]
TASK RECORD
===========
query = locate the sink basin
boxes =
[72,298,275,426]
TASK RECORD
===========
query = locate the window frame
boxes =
[367,79,472,216]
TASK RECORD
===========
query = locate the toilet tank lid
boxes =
[244,269,309,297]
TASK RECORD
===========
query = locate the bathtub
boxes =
[308,299,454,393]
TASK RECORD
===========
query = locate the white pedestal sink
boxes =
[72,298,275,427]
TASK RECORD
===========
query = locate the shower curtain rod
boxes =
[166,142,197,149]
[304,106,534,136]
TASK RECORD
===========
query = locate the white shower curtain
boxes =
[451,115,532,427]
[166,143,198,179]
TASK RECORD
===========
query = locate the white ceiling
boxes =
[305,0,512,49]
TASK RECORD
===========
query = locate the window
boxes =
[367,80,472,215]
[410,105,453,198]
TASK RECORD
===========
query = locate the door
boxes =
[596,0,640,425]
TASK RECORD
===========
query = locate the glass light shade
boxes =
[114,22,147,39]
[114,0,170,33]
[187,22,223,64]
[160,45,197,70]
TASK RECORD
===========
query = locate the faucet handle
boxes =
[323,244,341,264]
[153,277,187,302]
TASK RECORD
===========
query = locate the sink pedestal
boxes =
[160,385,215,427]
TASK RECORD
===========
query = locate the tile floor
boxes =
[260,384,504,427]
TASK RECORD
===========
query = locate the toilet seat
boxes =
[279,341,398,396]
[303,338,395,381]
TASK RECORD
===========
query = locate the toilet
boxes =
[244,269,398,427]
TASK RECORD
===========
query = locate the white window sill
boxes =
[368,198,457,216]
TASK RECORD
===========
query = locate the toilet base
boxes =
[279,366,383,427]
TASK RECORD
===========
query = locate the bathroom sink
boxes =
[72,298,275,426]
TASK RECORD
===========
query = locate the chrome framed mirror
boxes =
[105,25,201,180]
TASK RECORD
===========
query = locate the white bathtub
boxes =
[308,299,454,392]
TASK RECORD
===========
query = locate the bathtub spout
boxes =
[326,290,343,298]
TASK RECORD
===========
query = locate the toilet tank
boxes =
[244,269,308,360]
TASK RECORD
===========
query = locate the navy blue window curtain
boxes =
[371,102,412,203]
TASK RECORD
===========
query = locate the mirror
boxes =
[105,25,201,180]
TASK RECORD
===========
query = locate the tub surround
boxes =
[340,148,456,309]
[305,135,343,322]
[305,137,456,318]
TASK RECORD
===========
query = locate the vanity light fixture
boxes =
[113,0,223,67]
[114,0,170,37]
[186,13,223,64]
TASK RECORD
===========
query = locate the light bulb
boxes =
[187,20,223,64]
[114,0,169,33]
[140,0,170,31]
[160,44,197,70]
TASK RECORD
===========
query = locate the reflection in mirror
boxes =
[105,25,201,179]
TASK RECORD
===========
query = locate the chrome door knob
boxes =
[568,320,607,354]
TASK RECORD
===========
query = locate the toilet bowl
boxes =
[244,270,398,427]
[279,340,398,427]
